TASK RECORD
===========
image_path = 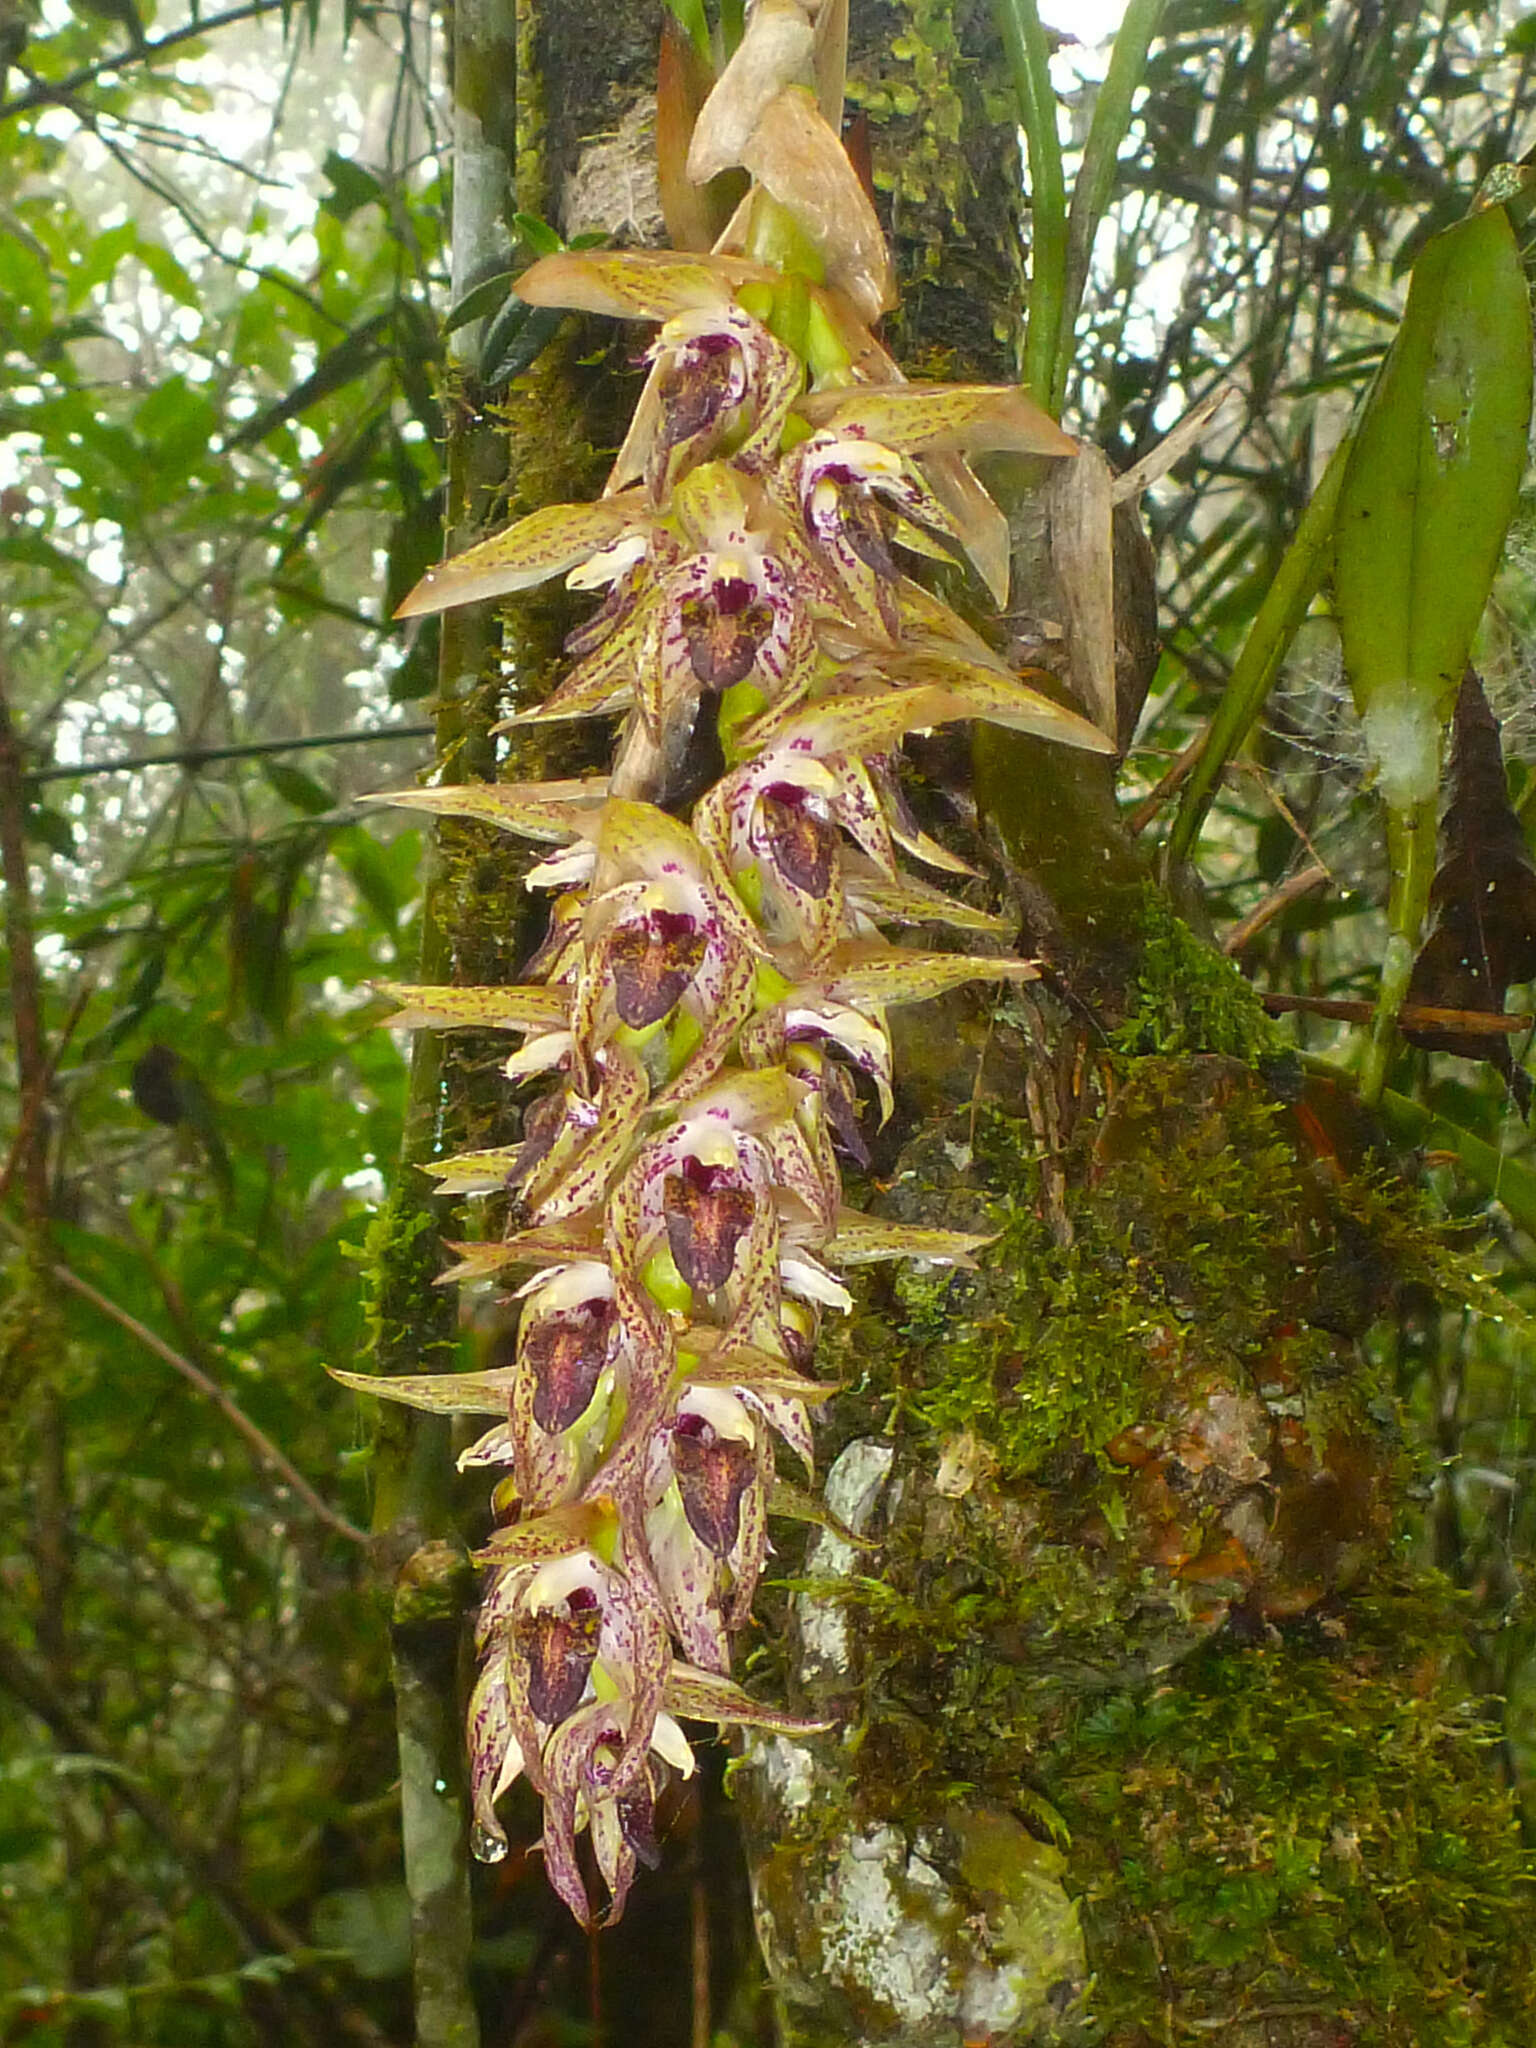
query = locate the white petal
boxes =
[503,1030,575,1080]
[524,1549,606,1611]
[650,1710,698,1778]
[780,1254,853,1311]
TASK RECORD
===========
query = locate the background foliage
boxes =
[3,1,1536,2041]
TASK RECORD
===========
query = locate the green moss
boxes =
[1111,887,1280,1061]
[848,0,1025,379]
[1052,1587,1536,2043]
[872,1077,1320,1486]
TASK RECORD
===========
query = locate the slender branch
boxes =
[1221,862,1330,954]
[0,653,51,1226]
[26,722,436,785]
[48,1260,369,1545]
[1261,993,1533,1036]
[0,1635,390,2048]
[0,0,290,123]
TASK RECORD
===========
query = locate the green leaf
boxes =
[227,314,392,448]
[1334,202,1533,811]
[24,803,76,856]
[260,759,335,814]
[443,270,516,335]
[481,301,564,386]
[332,825,404,934]
[320,150,385,220]
[511,210,564,258]
[659,0,710,61]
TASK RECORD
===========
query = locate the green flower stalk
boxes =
[341,0,1112,1927]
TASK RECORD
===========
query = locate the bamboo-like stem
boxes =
[992,0,1067,409]
[1359,792,1439,1105]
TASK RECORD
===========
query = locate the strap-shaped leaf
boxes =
[394,497,647,618]
[360,779,607,842]
[1335,202,1533,810]
[329,1365,517,1416]
[376,983,571,1033]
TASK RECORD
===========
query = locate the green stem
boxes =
[1055,0,1166,415]
[992,0,1066,410]
[1165,430,1350,869]
[1359,792,1438,1106]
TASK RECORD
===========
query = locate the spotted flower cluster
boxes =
[341,2,1110,1927]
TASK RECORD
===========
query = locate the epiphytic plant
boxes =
[337,0,1113,1926]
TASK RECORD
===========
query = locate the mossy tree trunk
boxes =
[388,3,1534,2042]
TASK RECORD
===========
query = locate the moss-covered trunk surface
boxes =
[373,3,1534,2042]
[726,8,1535,2046]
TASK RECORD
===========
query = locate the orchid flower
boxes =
[346,17,1130,1927]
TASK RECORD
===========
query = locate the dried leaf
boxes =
[739,89,896,320]
[1404,669,1536,1098]
[1048,444,1117,739]
[686,0,816,183]
[658,17,730,253]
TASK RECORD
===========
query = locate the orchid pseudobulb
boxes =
[337,0,1112,1927]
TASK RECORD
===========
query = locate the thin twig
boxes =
[25,722,435,785]
[0,0,291,122]
[1260,993,1534,1036]
[1124,731,1205,836]
[0,653,51,1225]
[48,1260,368,1545]
[1222,861,1330,953]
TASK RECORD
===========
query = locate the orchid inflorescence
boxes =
[339,0,1112,1926]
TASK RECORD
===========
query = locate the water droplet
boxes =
[472,1823,508,1865]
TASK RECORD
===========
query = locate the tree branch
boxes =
[48,1259,369,1546]
[0,650,51,1227]
[0,0,291,124]
[0,1635,391,2048]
